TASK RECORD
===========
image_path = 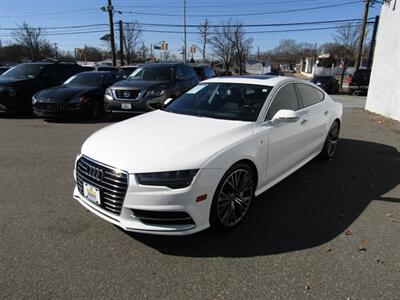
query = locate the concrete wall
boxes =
[365,1,400,121]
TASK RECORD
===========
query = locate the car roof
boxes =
[78,71,117,75]
[202,75,305,86]
[143,62,181,67]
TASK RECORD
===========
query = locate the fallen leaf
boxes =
[305,283,311,290]
[362,240,369,246]
[391,219,398,223]
[345,230,352,236]
[325,246,332,253]
[357,247,367,252]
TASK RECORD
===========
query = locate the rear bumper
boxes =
[348,85,369,90]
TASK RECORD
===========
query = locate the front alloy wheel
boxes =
[211,163,255,230]
[321,121,340,159]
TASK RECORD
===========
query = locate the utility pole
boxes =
[183,0,187,63]
[105,0,117,66]
[119,20,124,66]
[355,0,370,70]
[53,43,58,58]
[367,15,379,69]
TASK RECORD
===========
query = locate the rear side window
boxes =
[58,65,82,82]
[183,65,197,79]
[296,84,324,107]
[266,83,299,120]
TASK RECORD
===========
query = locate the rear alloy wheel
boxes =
[210,163,255,230]
[321,121,340,159]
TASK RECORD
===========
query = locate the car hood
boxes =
[112,79,170,90]
[81,110,254,173]
[36,85,99,102]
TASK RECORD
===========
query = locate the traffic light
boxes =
[160,41,168,50]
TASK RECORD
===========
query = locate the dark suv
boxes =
[0,61,84,113]
[104,63,198,114]
[348,69,371,95]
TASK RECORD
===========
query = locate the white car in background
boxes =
[73,76,342,235]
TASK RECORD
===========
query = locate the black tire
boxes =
[88,98,103,120]
[210,162,256,231]
[321,120,340,160]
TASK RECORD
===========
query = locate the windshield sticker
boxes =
[187,84,208,94]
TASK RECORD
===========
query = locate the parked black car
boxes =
[104,63,198,114]
[0,61,84,113]
[191,64,216,81]
[311,75,339,94]
[348,69,371,95]
[32,71,123,119]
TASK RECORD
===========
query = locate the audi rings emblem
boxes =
[86,165,104,181]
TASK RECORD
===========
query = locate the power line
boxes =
[117,1,362,17]
[0,18,373,31]
[0,23,373,37]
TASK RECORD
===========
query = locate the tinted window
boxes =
[41,65,58,81]
[165,83,272,122]
[105,73,123,85]
[98,67,118,72]
[296,83,324,107]
[1,63,44,79]
[266,84,299,120]
[128,66,173,81]
[183,65,197,79]
[64,73,105,86]
[58,64,82,81]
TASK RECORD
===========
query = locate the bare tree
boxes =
[12,22,49,60]
[226,23,253,74]
[331,22,361,89]
[209,21,235,74]
[122,22,142,64]
[198,19,210,63]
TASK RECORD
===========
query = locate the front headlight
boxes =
[32,95,37,104]
[5,86,17,97]
[146,89,165,98]
[105,88,113,100]
[136,169,199,189]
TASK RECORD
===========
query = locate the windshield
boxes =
[164,83,272,122]
[128,66,173,81]
[64,73,104,86]
[1,64,44,79]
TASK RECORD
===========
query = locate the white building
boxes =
[365,0,399,121]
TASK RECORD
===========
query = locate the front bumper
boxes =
[33,101,86,117]
[104,95,166,115]
[73,167,223,235]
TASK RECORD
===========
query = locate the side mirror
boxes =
[164,97,174,105]
[271,109,299,124]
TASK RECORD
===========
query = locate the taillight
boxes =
[348,76,352,84]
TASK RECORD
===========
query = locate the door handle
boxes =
[324,110,329,116]
[301,119,308,125]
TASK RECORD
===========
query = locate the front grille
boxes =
[76,156,129,215]
[131,209,195,225]
[115,89,140,100]
[35,102,66,112]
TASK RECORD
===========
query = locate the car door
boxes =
[295,83,329,157]
[262,83,308,184]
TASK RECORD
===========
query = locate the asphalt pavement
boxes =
[0,96,399,299]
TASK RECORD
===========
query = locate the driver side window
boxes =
[265,83,300,121]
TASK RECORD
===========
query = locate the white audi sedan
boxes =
[73,76,342,235]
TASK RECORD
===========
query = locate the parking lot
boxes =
[1,95,399,299]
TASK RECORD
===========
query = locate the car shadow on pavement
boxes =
[126,138,400,258]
